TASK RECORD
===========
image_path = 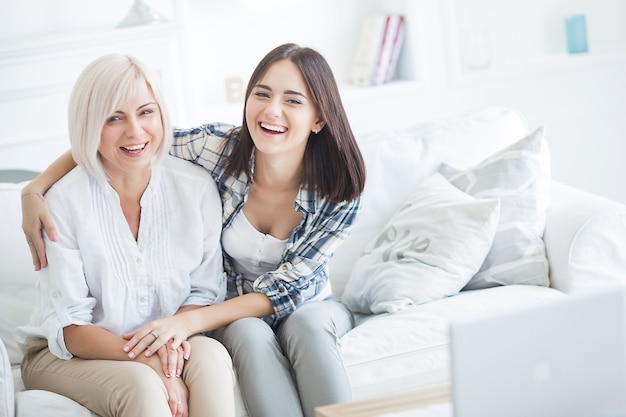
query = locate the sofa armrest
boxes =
[544,181,626,293]
[0,336,15,417]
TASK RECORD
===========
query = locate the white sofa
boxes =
[2,107,626,417]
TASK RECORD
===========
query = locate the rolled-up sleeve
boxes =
[36,204,96,359]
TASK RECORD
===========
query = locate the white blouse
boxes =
[16,156,226,360]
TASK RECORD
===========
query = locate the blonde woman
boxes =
[16,54,234,417]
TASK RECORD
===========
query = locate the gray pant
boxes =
[21,335,236,417]
[213,298,354,417]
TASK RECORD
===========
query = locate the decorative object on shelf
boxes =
[116,0,168,28]
[461,27,491,70]
[348,14,406,86]
[565,14,589,54]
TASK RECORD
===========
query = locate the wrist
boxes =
[20,192,45,201]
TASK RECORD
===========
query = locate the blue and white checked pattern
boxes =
[172,124,361,325]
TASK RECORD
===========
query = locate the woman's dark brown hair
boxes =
[225,43,366,203]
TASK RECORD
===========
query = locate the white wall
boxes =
[175,0,626,204]
[1,0,625,205]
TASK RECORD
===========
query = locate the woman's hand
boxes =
[21,191,58,270]
[162,371,189,417]
[140,348,188,416]
[155,341,191,378]
[123,316,192,360]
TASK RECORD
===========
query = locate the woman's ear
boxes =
[312,120,326,134]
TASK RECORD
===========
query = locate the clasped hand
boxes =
[124,316,192,377]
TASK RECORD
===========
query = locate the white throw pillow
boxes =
[439,127,551,290]
[329,107,529,299]
[342,173,501,314]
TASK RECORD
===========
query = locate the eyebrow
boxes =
[256,84,307,99]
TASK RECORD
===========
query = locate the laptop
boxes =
[449,287,626,417]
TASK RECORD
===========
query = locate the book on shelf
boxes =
[348,14,406,87]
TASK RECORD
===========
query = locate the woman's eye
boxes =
[287,98,302,105]
[254,91,270,98]
[141,108,154,116]
[106,115,122,123]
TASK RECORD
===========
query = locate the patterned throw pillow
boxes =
[342,173,501,314]
[439,127,551,290]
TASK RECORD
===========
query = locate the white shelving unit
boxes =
[440,0,626,85]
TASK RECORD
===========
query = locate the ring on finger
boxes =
[150,332,158,339]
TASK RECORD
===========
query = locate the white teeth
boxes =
[122,143,146,151]
[260,123,286,133]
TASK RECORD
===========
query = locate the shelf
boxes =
[449,46,626,86]
[340,79,424,101]
[0,23,178,62]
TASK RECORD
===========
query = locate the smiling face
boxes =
[245,59,325,160]
[98,82,163,178]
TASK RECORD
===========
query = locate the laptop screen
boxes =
[450,287,626,417]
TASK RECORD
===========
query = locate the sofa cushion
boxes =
[342,173,500,314]
[16,390,98,417]
[341,285,565,401]
[330,107,529,298]
[0,182,39,366]
[0,338,14,417]
[440,127,551,290]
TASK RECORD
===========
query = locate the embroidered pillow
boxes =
[342,173,500,314]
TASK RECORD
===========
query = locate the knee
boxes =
[115,363,167,409]
[282,306,329,337]
[188,336,233,368]
[221,318,275,347]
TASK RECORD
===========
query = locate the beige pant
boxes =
[22,335,235,417]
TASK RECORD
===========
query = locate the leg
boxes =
[184,335,236,417]
[277,298,354,417]
[213,318,304,417]
[21,340,171,417]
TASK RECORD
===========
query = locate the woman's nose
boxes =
[125,116,143,137]
[264,98,282,117]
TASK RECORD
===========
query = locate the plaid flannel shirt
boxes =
[171,123,361,326]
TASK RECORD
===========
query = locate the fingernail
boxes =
[177,369,182,377]
[145,350,151,357]
[128,352,135,358]
[184,354,189,360]
[123,346,129,352]
[170,368,176,377]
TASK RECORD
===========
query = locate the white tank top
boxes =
[222,210,332,302]
[222,210,287,280]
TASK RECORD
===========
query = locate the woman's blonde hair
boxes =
[67,53,172,179]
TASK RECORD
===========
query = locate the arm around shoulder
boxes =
[21,150,77,269]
